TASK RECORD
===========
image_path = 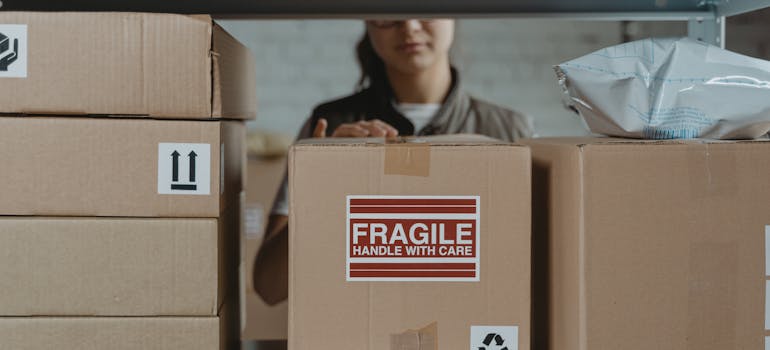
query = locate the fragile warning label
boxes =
[346,195,480,282]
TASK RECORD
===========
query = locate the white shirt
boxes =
[392,101,441,134]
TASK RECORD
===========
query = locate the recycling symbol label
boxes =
[479,333,508,350]
[0,24,26,78]
[470,326,517,350]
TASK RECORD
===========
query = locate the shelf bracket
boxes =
[687,15,724,48]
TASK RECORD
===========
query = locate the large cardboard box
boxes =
[289,136,531,350]
[242,155,289,340]
[526,138,769,350]
[0,116,244,217]
[0,12,255,119]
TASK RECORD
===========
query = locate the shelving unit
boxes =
[2,0,769,47]
[0,2,766,349]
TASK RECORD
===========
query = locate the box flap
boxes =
[526,139,585,350]
[212,22,257,120]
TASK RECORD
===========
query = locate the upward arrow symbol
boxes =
[171,151,181,182]
[188,151,197,182]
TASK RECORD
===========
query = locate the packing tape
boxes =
[390,322,438,350]
[686,143,738,199]
[686,241,738,349]
[384,141,430,177]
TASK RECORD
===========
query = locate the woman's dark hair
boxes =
[355,31,386,91]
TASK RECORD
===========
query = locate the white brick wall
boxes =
[219,15,768,138]
[218,20,362,135]
[455,19,621,136]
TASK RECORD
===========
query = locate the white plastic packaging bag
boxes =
[556,37,770,139]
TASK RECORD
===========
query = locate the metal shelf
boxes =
[0,0,768,46]
[0,0,761,17]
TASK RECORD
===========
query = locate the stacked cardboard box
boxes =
[288,136,531,350]
[527,138,770,350]
[0,12,255,350]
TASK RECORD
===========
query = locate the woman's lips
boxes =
[399,43,426,53]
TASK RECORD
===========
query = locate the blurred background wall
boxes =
[219,10,766,140]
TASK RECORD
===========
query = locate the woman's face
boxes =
[366,19,454,75]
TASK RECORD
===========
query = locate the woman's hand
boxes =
[313,118,399,138]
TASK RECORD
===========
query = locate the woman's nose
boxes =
[402,19,423,32]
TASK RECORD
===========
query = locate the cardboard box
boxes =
[526,138,769,350]
[0,116,244,217]
[289,136,531,350]
[0,12,255,119]
[242,155,289,341]
[0,316,227,350]
[0,217,238,316]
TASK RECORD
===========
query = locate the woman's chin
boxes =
[391,57,437,74]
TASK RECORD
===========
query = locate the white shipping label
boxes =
[157,143,211,195]
[346,195,481,282]
[470,326,517,350]
[0,25,27,78]
[244,204,265,240]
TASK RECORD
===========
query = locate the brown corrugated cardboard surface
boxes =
[0,317,221,350]
[289,136,531,350]
[242,155,289,340]
[0,12,255,119]
[527,138,769,350]
[0,217,222,316]
[212,23,257,119]
[219,184,243,348]
[0,116,244,217]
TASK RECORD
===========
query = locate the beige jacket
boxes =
[296,67,534,142]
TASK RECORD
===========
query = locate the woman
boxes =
[254,19,534,304]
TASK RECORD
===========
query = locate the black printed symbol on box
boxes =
[157,143,210,195]
[478,333,508,350]
[170,150,198,191]
[0,33,19,71]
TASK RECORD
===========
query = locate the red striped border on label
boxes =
[349,198,477,206]
[349,262,477,278]
[349,206,477,214]
[349,270,477,278]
